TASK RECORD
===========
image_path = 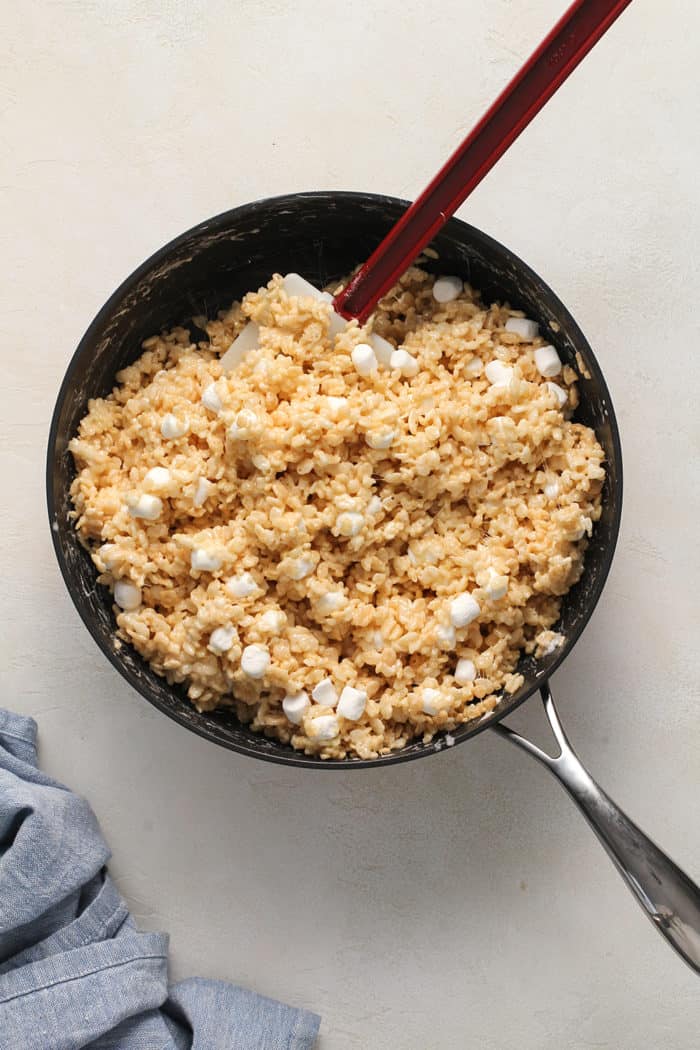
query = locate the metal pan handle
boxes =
[492,685,700,974]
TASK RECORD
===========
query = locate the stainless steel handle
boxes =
[492,685,700,975]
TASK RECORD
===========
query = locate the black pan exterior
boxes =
[47,192,622,768]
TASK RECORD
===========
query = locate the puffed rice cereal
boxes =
[69,268,605,759]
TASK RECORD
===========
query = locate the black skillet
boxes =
[46,193,700,973]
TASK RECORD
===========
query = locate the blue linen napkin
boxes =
[0,709,320,1049]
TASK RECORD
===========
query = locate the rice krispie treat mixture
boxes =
[69,268,605,758]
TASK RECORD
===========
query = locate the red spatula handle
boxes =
[334,0,634,323]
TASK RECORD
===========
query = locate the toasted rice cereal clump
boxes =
[69,268,605,759]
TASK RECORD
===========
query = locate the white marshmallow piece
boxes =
[160,414,188,439]
[287,555,316,581]
[309,714,339,741]
[311,678,338,707]
[432,276,463,303]
[257,609,286,634]
[191,547,222,572]
[326,396,348,419]
[315,592,346,616]
[435,623,456,649]
[369,333,395,368]
[282,691,310,725]
[546,382,568,408]
[534,345,562,377]
[389,348,419,378]
[251,454,271,473]
[99,543,117,571]
[226,572,257,598]
[454,658,476,684]
[365,430,395,450]
[143,467,171,491]
[544,479,560,500]
[114,580,141,611]
[421,687,443,715]
[485,360,514,388]
[209,626,236,654]
[201,382,223,414]
[240,643,270,679]
[337,685,367,721]
[372,632,384,652]
[367,495,382,515]
[351,343,377,376]
[465,356,483,376]
[228,409,258,440]
[449,593,480,628]
[336,512,364,538]
[505,317,539,340]
[128,494,163,521]
[193,478,214,507]
[482,567,509,601]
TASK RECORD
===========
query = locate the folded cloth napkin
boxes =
[0,709,320,1050]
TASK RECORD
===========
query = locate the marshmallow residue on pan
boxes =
[69,267,605,759]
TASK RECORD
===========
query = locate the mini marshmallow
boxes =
[444,734,455,747]
[485,360,514,388]
[128,494,163,521]
[311,678,338,707]
[228,409,258,440]
[370,333,395,368]
[351,343,377,376]
[544,479,560,500]
[454,658,476,684]
[288,555,316,580]
[160,414,188,439]
[367,495,383,515]
[114,580,141,611]
[257,609,286,634]
[435,623,456,649]
[99,543,117,570]
[365,430,395,450]
[191,548,222,572]
[389,348,419,378]
[432,276,463,303]
[336,512,364,537]
[282,691,310,725]
[144,467,171,491]
[309,714,339,740]
[209,626,236,654]
[505,317,539,339]
[226,572,257,598]
[201,382,223,413]
[546,382,568,407]
[534,345,562,377]
[449,593,480,628]
[326,396,349,418]
[542,632,565,656]
[482,567,509,601]
[421,687,443,715]
[465,356,483,376]
[193,477,214,507]
[566,516,591,542]
[337,685,367,721]
[240,643,270,678]
[315,592,346,615]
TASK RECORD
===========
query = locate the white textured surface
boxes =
[2,2,699,1046]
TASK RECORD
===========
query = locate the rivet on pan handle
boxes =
[493,685,700,975]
